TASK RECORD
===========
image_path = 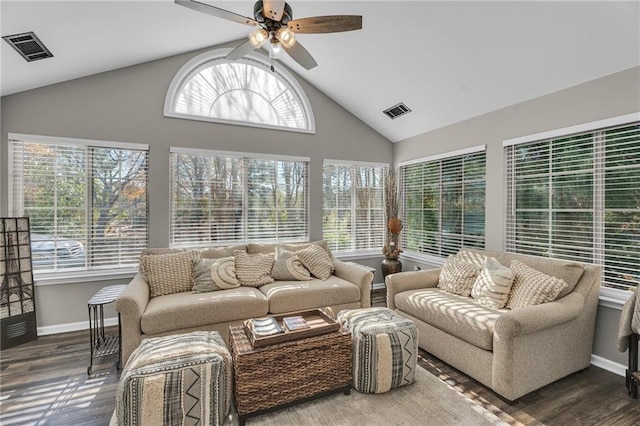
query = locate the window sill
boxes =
[334,250,384,261]
[34,268,138,286]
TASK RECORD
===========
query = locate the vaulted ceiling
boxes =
[2,1,639,142]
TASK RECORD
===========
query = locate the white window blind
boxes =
[171,149,309,246]
[165,52,315,134]
[505,121,640,291]
[400,148,486,257]
[10,136,149,273]
[322,161,386,253]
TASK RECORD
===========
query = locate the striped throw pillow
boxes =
[471,257,514,309]
[296,244,334,280]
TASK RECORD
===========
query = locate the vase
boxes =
[381,257,402,280]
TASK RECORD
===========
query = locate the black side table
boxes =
[87,284,127,376]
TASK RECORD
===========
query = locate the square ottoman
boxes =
[338,307,418,393]
[115,331,232,426]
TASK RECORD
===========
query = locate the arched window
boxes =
[164,49,315,133]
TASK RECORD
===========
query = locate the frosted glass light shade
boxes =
[249,28,269,48]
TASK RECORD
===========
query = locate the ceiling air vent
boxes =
[3,31,53,62]
[383,102,412,120]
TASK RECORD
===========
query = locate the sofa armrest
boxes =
[386,269,440,310]
[494,292,585,339]
[115,272,149,364]
[333,260,374,308]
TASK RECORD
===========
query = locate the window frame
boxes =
[169,146,310,247]
[503,112,640,305]
[8,133,149,284]
[322,159,388,256]
[164,48,316,134]
[399,145,487,262]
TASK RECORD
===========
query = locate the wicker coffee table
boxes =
[228,324,352,425]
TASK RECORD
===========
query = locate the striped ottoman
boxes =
[115,331,232,426]
[338,307,418,393]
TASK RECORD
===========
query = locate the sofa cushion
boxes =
[506,260,568,309]
[192,257,240,292]
[394,287,506,351]
[247,240,330,255]
[200,245,247,259]
[471,257,515,309]
[141,287,268,334]
[462,248,584,298]
[437,255,482,297]
[260,276,361,314]
[234,250,275,287]
[296,244,334,280]
[271,247,312,281]
[141,250,199,298]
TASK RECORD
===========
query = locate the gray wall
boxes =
[393,66,640,367]
[0,43,392,331]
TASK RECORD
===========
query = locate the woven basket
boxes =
[229,325,352,417]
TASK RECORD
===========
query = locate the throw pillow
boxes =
[296,244,334,280]
[437,255,482,297]
[471,257,515,309]
[140,250,199,298]
[506,260,569,309]
[210,256,241,289]
[234,250,275,287]
[271,247,312,281]
[191,257,240,292]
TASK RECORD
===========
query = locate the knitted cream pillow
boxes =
[296,244,334,280]
[141,250,199,298]
[271,247,312,281]
[471,257,515,309]
[437,255,482,297]
[234,250,275,287]
[506,260,568,309]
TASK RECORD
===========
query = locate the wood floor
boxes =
[1,323,639,425]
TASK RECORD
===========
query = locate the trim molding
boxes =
[591,354,626,377]
[37,317,118,336]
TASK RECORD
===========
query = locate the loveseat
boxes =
[386,248,601,401]
[115,241,373,364]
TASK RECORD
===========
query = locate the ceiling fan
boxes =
[175,0,362,70]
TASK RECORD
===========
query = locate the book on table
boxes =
[250,317,284,336]
[282,315,310,331]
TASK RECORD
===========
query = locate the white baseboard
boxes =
[37,317,119,336]
[591,354,626,377]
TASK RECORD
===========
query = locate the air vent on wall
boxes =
[383,102,412,119]
[2,31,53,62]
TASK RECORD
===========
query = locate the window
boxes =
[322,161,387,253]
[170,148,309,246]
[400,146,486,257]
[505,116,640,291]
[164,50,315,133]
[9,134,149,274]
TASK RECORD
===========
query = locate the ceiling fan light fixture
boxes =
[249,27,269,48]
[276,27,296,48]
[269,39,283,59]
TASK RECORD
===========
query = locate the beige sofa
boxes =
[115,241,373,364]
[386,249,601,401]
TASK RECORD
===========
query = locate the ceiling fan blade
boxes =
[283,41,318,70]
[287,15,362,34]
[262,0,285,21]
[175,0,259,27]
[225,39,256,61]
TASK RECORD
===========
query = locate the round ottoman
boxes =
[115,331,232,426]
[338,307,418,393]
